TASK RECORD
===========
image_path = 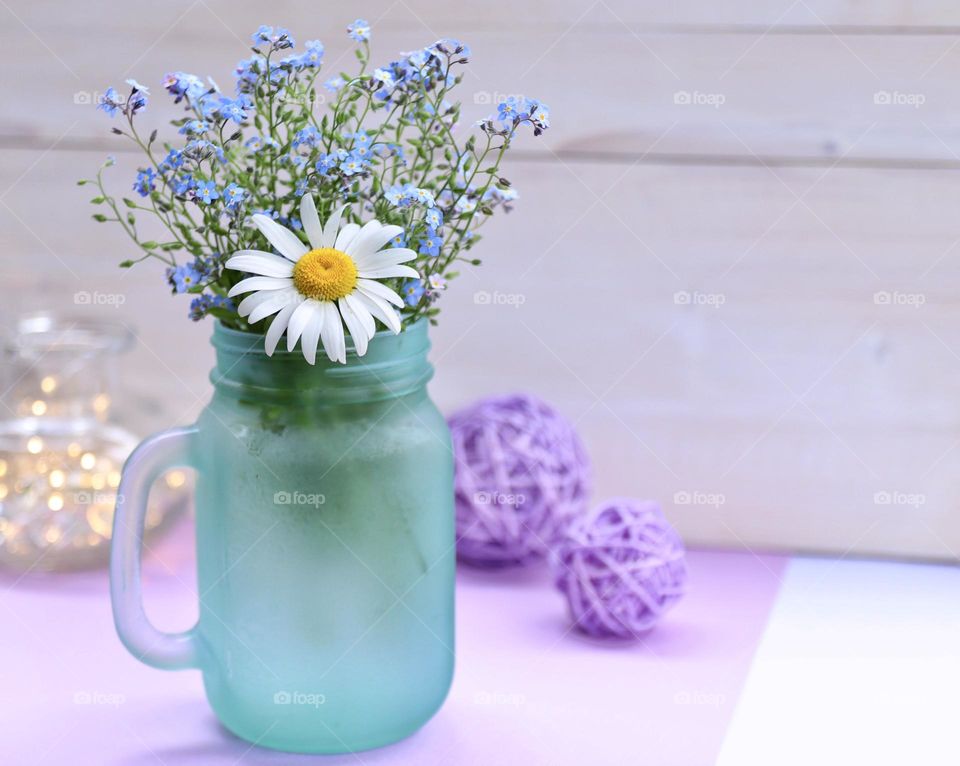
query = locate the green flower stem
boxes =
[125,116,221,257]
[95,166,175,267]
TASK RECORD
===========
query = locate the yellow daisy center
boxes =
[292,248,358,302]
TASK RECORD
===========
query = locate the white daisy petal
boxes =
[379,247,417,263]
[252,214,308,261]
[237,289,297,324]
[227,276,293,298]
[286,299,321,352]
[346,223,404,258]
[335,223,361,251]
[299,194,324,250]
[321,204,349,248]
[245,287,299,325]
[344,293,376,338]
[320,302,346,364]
[354,247,418,271]
[338,298,370,357]
[342,221,379,256]
[357,278,405,308]
[353,290,401,334]
[226,251,294,278]
[356,220,381,236]
[358,264,420,280]
[236,289,277,318]
[264,300,300,356]
[300,307,325,365]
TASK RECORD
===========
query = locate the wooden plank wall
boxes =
[2,0,960,560]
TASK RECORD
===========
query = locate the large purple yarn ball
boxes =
[449,394,591,567]
[554,499,688,638]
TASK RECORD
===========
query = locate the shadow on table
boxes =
[455,560,552,588]
[535,611,715,658]
[123,710,449,765]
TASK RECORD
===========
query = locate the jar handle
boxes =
[110,426,199,670]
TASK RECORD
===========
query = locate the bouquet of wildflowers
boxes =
[83,20,549,364]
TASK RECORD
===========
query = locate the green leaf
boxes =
[92,213,108,222]
[141,241,159,249]
[119,260,135,268]
[90,196,105,204]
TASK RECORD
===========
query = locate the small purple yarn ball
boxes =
[554,499,688,638]
[449,394,591,567]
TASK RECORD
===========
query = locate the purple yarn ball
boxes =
[554,499,688,638]
[449,394,591,567]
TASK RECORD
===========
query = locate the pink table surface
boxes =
[0,520,786,765]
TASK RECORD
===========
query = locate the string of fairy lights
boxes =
[1,345,187,571]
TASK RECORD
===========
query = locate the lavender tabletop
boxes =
[0,519,785,765]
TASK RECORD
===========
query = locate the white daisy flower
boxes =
[225,195,419,365]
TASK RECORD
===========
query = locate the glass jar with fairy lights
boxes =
[0,313,185,571]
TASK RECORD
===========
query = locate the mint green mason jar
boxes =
[110,319,455,753]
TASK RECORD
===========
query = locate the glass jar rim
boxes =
[209,317,433,402]
[210,315,425,359]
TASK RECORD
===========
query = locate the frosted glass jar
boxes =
[111,319,455,753]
